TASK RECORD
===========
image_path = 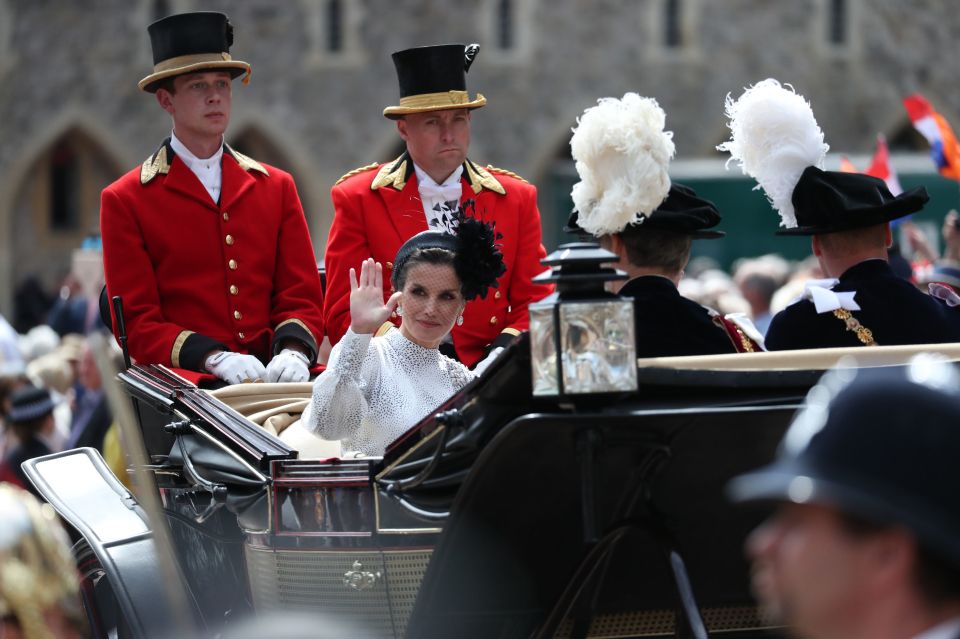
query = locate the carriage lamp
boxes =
[529,243,637,397]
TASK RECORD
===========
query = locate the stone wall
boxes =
[0,0,957,314]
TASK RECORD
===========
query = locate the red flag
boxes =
[865,134,903,195]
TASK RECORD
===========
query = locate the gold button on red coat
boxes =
[489,316,498,325]
[494,290,502,300]
[229,285,238,295]
[225,234,234,246]
[238,331,245,340]
[229,259,238,270]
[386,261,393,269]
[222,212,230,221]
[234,310,242,320]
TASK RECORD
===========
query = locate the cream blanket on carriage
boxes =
[209,382,341,459]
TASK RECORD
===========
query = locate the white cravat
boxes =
[170,131,224,204]
[799,278,861,314]
[414,163,463,233]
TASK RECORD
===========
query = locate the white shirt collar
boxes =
[170,131,224,203]
[170,131,223,169]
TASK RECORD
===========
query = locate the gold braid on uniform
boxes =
[0,485,82,639]
[335,162,380,186]
[832,309,877,346]
[731,324,756,352]
[485,165,529,183]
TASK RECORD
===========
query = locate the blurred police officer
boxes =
[729,356,960,639]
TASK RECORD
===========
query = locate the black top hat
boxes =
[139,12,251,93]
[383,44,486,119]
[565,183,725,239]
[777,166,929,236]
[729,361,960,567]
[7,386,56,424]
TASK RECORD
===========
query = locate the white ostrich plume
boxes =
[717,79,829,229]
[570,93,675,237]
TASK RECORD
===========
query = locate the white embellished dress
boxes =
[303,327,475,456]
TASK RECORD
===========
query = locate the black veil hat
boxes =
[391,202,506,301]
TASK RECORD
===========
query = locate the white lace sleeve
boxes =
[304,328,379,442]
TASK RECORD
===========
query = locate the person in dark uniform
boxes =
[729,357,960,639]
[100,12,325,385]
[567,93,761,356]
[0,386,57,499]
[719,79,960,350]
[763,167,960,349]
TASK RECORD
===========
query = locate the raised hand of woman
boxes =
[349,258,402,334]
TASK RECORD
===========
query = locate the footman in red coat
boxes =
[324,44,553,367]
[100,12,324,385]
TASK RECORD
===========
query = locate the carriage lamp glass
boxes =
[529,243,637,397]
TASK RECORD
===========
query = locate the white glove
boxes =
[473,346,505,376]
[265,348,311,383]
[205,351,267,385]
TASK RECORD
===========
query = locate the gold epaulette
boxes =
[140,145,171,185]
[371,154,409,191]
[485,165,529,184]
[335,162,380,186]
[463,160,506,195]
[227,145,269,175]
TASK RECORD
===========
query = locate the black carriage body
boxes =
[28,335,956,638]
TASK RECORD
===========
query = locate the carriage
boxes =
[25,334,960,639]
[23,247,960,638]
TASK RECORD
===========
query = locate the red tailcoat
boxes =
[100,140,325,374]
[324,154,554,367]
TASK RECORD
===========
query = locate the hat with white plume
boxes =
[569,93,675,237]
[717,79,829,230]
[718,79,928,235]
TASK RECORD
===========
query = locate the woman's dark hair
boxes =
[391,201,506,301]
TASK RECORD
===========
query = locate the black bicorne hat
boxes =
[391,202,506,301]
[776,166,929,236]
[729,359,960,567]
[565,183,725,239]
[7,386,57,424]
[139,12,251,92]
[383,44,487,119]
